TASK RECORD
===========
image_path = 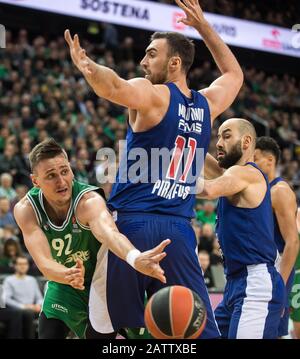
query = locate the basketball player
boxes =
[65,0,243,338]
[254,137,299,338]
[200,119,285,338]
[290,208,300,339]
[14,139,170,339]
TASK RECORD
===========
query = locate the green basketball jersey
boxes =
[294,234,300,271]
[290,234,300,323]
[26,180,103,338]
[27,179,101,285]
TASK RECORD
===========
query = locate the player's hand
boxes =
[64,29,93,77]
[66,258,85,290]
[174,0,205,27]
[134,239,171,283]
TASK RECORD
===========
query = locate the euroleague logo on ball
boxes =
[192,298,206,330]
[145,285,207,339]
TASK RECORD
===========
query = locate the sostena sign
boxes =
[1,0,299,58]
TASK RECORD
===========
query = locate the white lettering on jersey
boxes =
[152,179,190,200]
[178,104,204,134]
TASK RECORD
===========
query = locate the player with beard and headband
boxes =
[199,118,285,339]
[65,0,243,338]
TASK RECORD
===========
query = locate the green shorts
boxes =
[42,281,89,338]
[290,270,300,322]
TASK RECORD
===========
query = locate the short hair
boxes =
[14,255,29,266]
[29,138,67,172]
[0,173,13,182]
[150,32,195,74]
[233,118,257,149]
[255,136,281,164]
[237,119,257,138]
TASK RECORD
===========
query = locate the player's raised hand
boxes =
[66,258,85,290]
[174,0,205,27]
[134,239,171,283]
[64,29,93,77]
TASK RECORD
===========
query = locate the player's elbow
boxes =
[231,68,244,92]
[285,235,300,253]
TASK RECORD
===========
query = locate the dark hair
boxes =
[151,32,195,74]
[29,138,67,172]
[256,136,281,165]
[3,239,23,258]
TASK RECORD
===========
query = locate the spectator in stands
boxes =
[0,238,23,273]
[0,143,24,184]
[198,223,216,253]
[0,173,17,202]
[3,255,43,339]
[73,159,90,184]
[11,184,29,209]
[196,200,217,227]
[198,250,214,288]
[0,197,18,232]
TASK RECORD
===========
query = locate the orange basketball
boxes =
[144,285,207,339]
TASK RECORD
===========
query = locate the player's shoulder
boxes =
[226,164,260,181]
[129,77,169,96]
[77,190,106,211]
[271,180,295,201]
[14,196,36,225]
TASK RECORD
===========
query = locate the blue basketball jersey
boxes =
[108,83,211,219]
[216,162,277,276]
[270,177,285,253]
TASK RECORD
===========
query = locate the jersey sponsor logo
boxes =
[71,216,82,233]
[178,104,204,135]
[51,303,68,314]
[64,250,90,265]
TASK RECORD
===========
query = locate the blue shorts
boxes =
[278,268,295,337]
[90,212,220,339]
[215,264,285,339]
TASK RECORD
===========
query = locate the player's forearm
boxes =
[101,229,136,262]
[38,259,71,285]
[196,179,218,200]
[279,239,299,284]
[84,59,121,100]
[195,20,243,79]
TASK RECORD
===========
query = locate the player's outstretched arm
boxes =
[203,153,224,179]
[77,192,170,283]
[14,199,85,290]
[272,184,299,284]
[175,0,243,121]
[197,165,249,199]
[65,30,162,111]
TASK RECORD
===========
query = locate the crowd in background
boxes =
[150,0,299,27]
[0,11,300,336]
[0,26,300,279]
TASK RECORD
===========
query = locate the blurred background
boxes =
[0,0,299,338]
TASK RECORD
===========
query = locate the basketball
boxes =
[144,285,207,339]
